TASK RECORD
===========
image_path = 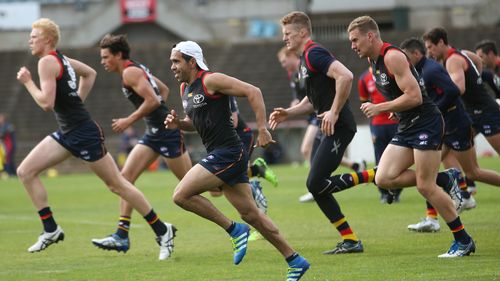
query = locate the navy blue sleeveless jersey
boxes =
[181,71,241,152]
[229,96,251,135]
[481,70,500,99]
[121,60,170,135]
[50,50,91,133]
[445,47,498,113]
[298,40,356,131]
[414,57,472,129]
[291,70,307,101]
[369,43,440,131]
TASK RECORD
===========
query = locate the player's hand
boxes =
[165,109,179,129]
[16,67,32,84]
[111,118,130,133]
[269,108,288,130]
[388,112,399,121]
[360,102,380,118]
[317,111,337,136]
[254,128,276,148]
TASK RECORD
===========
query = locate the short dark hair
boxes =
[475,39,498,56]
[400,37,426,56]
[100,34,130,59]
[422,27,448,45]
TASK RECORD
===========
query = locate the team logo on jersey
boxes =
[380,73,389,86]
[192,94,207,108]
[68,80,77,90]
[299,64,309,80]
[193,94,205,104]
[419,78,425,87]
[151,127,159,134]
[121,87,132,98]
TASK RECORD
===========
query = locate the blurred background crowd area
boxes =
[1,0,498,173]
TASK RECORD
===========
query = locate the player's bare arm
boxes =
[111,67,161,133]
[16,55,59,111]
[319,60,353,136]
[362,50,421,117]
[204,72,275,147]
[67,57,96,102]
[445,55,467,94]
[154,76,170,102]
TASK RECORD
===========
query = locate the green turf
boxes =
[0,158,499,281]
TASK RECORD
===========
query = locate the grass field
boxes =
[1,158,499,281]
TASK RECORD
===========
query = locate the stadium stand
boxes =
[2,26,499,172]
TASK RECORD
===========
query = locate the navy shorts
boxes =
[51,120,107,162]
[199,145,249,186]
[138,128,185,158]
[443,124,474,151]
[469,109,500,137]
[237,129,254,158]
[390,114,444,150]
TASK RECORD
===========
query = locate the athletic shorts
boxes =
[468,108,500,136]
[199,145,249,186]
[390,113,444,150]
[51,120,106,162]
[138,128,185,158]
[237,129,254,158]
[443,123,474,151]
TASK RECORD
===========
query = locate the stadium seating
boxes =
[2,26,499,172]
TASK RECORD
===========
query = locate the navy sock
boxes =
[286,252,299,263]
[446,217,471,244]
[143,210,166,236]
[436,172,451,192]
[226,221,236,235]
[38,207,57,232]
[116,216,131,239]
[351,163,359,172]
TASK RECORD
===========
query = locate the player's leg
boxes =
[484,133,500,154]
[413,149,475,258]
[87,153,175,260]
[17,136,72,210]
[223,182,309,278]
[454,146,500,185]
[164,151,192,181]
[300,124,318,165]
[306,130,363,254]
[374,144,415,188]
[91,144,160,252]
[224,182,292,256]
[17,136,71,252]
[173,163,255,263]
[298,127,320,203]
[173,164,232,227]
[371,124,392,202]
